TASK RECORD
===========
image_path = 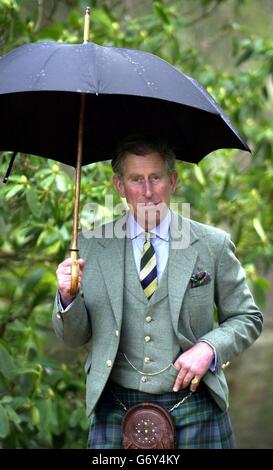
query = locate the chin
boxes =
[133,202,169,228]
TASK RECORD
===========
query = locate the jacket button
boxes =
[56,313,62,320]
[115,330,119,337]
[141,376,147,383]
[145,316,152,323]
[144,357,151,363]
[144,336,151,343]
[106,360,112,367]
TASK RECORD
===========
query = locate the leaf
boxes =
[236,48,253,66]
[194,165,206,186]
[36,400,53,440]
[56,174,69,192]
[42,174,55,189]
[12,367,40,377]
[5,184,23,200]
[253,281,267,310]
[5,406,22,431]
[67,11,81,29]
[38,22,64,41]
[37,227,59,247]
[35,168,52,178]
[6,175,24,183]
[91,9,113,29]
[46,240,62,255]
[253,218,267,243]
[69,408,82,427]
[0,404,10,438]
[153,2,170,24]
[9,397,27,410]
[254,276,271,290]
[0,396,12,404]
[5,319,28,333]
[32,406,40,426]
[0,343,15,379]
[25,268,45,290]
[26,188,40,218]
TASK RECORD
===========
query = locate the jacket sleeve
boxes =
[52,289,92,348]
[52,235,92,348]
[199,234,263,368]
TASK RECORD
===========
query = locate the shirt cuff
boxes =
[57,291,75,312]
[199,340,218,372]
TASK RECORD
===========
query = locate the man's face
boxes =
[113,152,177,228]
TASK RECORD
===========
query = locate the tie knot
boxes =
[145,231,151,241]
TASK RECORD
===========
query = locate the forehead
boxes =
[123,152,166,174]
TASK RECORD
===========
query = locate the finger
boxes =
[60,258,73,266]
[57,267,72,275]
[65,258,85,273]
[190,376,201,392]
[173,358,180,369]
[57,260,84,274]
[173,368,188,392]
[181,371,193,389]
[78,258,85,269]
[58,270,83,283]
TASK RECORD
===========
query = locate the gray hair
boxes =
[111,135,176,177]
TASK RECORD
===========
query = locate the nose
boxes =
[143,180,153,197]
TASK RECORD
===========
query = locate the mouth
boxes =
[138,202,161,207]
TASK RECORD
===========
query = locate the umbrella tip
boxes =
[83,6,91,44]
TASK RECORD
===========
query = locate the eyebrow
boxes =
[127,173,143,178]
[127,172,162,178]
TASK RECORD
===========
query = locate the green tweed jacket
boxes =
[52,212,263,416]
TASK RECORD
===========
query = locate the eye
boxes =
[150,175,161,182]
[131,176,144,183]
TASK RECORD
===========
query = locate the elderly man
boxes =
[53,135,262,449]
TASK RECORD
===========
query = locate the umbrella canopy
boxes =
[0,40,249,166]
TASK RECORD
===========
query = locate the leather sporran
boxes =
[121,402,176,449]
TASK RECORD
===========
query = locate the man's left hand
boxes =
[173,342,215,392]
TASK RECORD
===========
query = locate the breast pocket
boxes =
[188,282,211,298]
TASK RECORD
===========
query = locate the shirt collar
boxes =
[127,210,170,241]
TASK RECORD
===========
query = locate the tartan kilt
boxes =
[87,382,236,449]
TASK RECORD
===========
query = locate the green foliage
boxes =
[0,340,89,447]
[0,0,272,448]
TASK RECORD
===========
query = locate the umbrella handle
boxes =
[69,249,79,297]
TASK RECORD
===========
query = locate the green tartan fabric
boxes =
[87,382,236,449]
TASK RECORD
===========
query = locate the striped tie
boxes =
[140,232,158,299]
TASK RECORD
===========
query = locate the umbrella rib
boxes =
[117,50,158,99]
[31,47,61,89]
[2,151,17,183]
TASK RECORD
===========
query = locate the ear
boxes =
[112,175,125,198]
[170,171,178,193]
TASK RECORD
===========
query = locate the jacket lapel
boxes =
[168,213,199,339]
[96,218,126,330]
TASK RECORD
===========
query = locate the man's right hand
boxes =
[56,258,85,308]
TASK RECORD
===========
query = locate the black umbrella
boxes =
[0,43,249,165]
[0,8,249,293]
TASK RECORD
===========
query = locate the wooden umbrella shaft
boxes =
[69,8,90,296]
[69,93,86,296]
